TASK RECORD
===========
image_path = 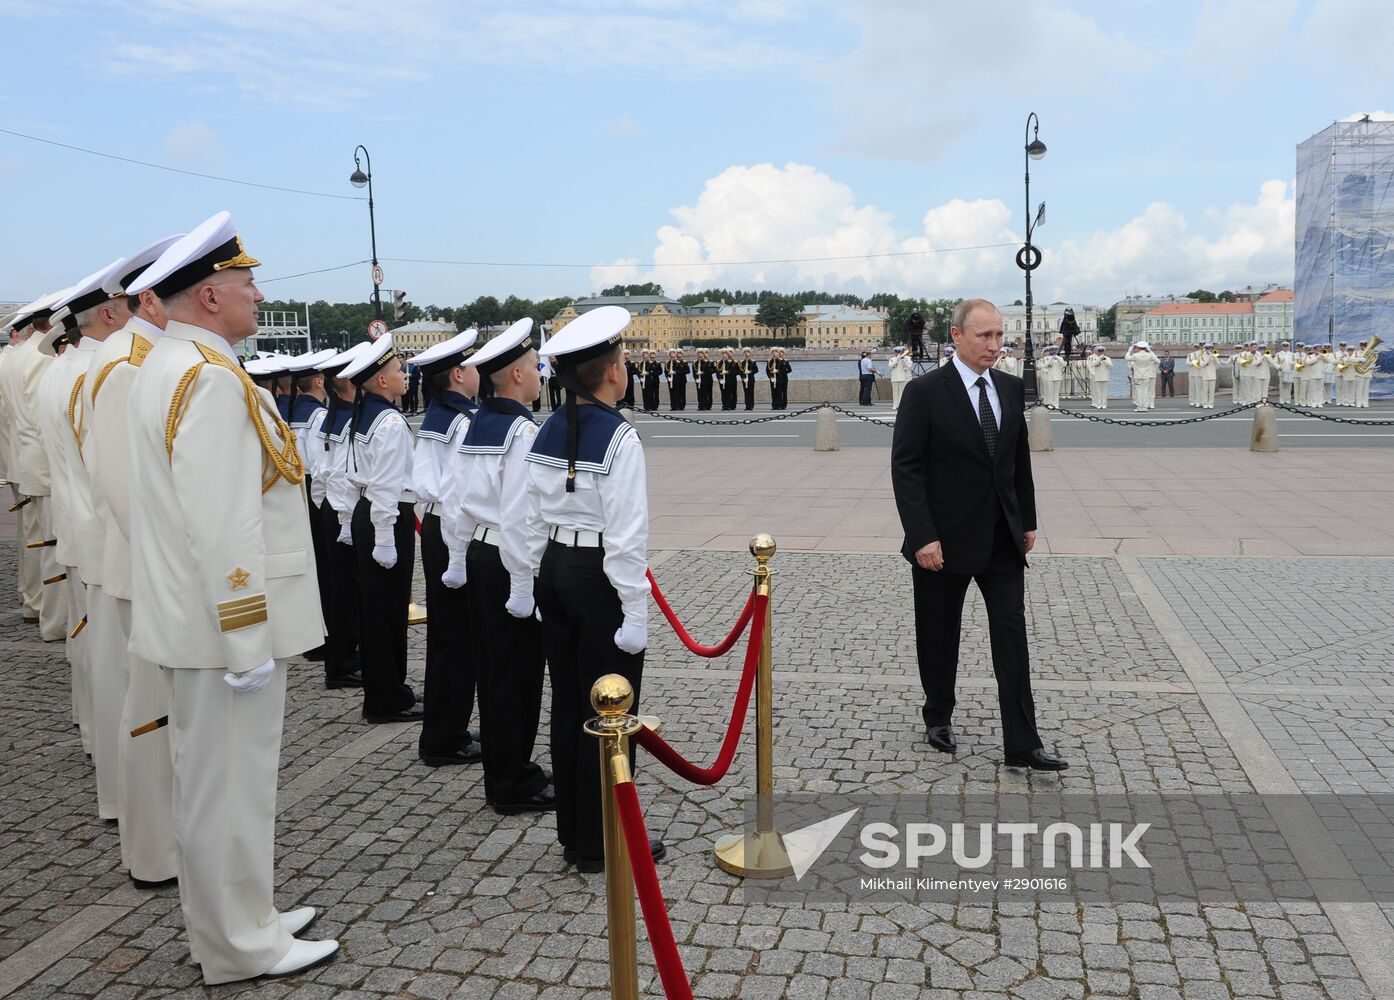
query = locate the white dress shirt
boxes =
[859,356,874,376]
[345,396,414,548]
[411,408,472,507]
[952,353,1001,430]
[303,406,329,505]
[526,421,649,628]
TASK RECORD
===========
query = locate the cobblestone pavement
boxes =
[2,544,1392,999]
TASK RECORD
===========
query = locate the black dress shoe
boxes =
[575,838,666,873]
[925,725,958,754]
[131,875,178,890]
[419,744,482,767]
[363,700,424,724]
[301,644,327,662]
[492,785,557,816]
[1004,748,1069,771]
[326,671,364,690]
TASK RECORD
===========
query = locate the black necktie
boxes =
[975,376,998,459]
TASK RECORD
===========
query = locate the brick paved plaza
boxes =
[2,445,1393,999]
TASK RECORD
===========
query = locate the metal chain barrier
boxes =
[1269,401,1394,426]
[1028,400,1262,426]
[631,403,826,426]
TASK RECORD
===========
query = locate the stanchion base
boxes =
[713,829,794,879]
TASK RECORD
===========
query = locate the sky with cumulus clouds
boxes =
[2,0,1390,311]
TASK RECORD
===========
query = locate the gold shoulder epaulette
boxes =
[67,373,87,456]
[192,343,304,492]
[165,362,206,457]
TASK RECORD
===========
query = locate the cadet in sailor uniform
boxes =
[443,318,554,814]
[317,342,371,689]
[42,264,133,824]
[527,305,664,872]
[5,292,69,642]
[411,329,483,767]
[85,233,183,888]
[342,335,422,723]
[125,211,336,983]
[286,349,336,661]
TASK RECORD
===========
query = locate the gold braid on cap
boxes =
[211,236,261,271]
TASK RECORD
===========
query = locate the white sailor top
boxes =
[345,392,414,547]
[442,396,536,603]
[288,393,326,469]
[319,397,356,518]
[412,390,476,508]
[525,404,649,629]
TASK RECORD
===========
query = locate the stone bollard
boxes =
[1250,403,1278,452]
[1028,404,1054,452]
[814,406,839,452]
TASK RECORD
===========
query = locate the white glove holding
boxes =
[505,594,534,619]
[336,523,353,545]
[614,619,647,654]
[372,543,397,569]
[224,658,276,693]
[442,559,467,589]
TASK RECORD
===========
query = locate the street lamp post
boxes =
[1021,113,1047,398]
[349,145,382,323]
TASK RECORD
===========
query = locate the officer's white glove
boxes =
[614,619,647,654]
[505,594,534,619]
[442,559,467,590]
[372,544,397,569]
[224,659,276,693]
[336,523,353,545]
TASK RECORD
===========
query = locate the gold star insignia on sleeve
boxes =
[227,567,251,591]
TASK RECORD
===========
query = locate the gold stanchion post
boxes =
[583,674,643,1000]
[713,533,794,878]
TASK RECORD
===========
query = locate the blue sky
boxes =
[2,0,1389,314]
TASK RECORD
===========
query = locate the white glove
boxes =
[336,523,353,545]
[224,659,276,693]
[372,544,397,569]
[442,560,467,589]
[505,594,534,619]
[614,619,647,654]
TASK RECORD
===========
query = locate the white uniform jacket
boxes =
[38,338,99,576]
[127,321,324,672]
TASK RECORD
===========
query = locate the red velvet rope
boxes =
[614,781,694,1000]
[633,594,767,785]
[648,569,755,658]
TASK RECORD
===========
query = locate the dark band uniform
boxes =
[695,355,714,410]
[666,355,690,410]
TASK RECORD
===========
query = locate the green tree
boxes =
[755,294,803,338]
[533,297,571,325]
[1186,289,1219,303]
[500,294,535,322]
[465,295,502,329]
[1098,304,1118,341]
[600,282,664,297]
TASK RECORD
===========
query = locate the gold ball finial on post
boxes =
[591,674,635,718]
[749,533,777,565]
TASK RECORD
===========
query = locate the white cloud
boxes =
[605,162,1296,305]
[1341,110,1394,121]
[1188,0,1298,83]
[162,122,223,171]
[1301,0,1394,80]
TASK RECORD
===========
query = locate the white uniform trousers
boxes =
[112,595,178,882]
[891,381,906,409]
[14,487,41,616]
[1040,379,1061,408]
[1090,380,1108,408]
[1198,379,1216,408]
[32,497,67,641]
[1187,372,1198,406]
[1279,378,1294,403]
[85,585,123,820]
[169,661,294,985]
[1356,376,1372,407]
[63,572,92,756]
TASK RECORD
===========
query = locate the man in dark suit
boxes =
[890,298,1067,771]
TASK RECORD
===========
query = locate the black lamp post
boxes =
[349,145,382,323]
[1021,113,1047,398]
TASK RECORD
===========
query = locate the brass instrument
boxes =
[1337,358,1350,374]
[1239,352,1253,367]
[1265,348,1273,356]
[1295,355,1307,372]
[1354,333,1383,375]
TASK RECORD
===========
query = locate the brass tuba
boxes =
[1354,333,1383,375]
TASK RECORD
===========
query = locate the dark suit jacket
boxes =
[890,364,1037,575]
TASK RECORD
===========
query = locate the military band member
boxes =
[769,346,792,409]
[1087,344,1112,409]
[991,344,1020,378]
[621,348,637,408]
[1313,346,1333,408]
[1336,345,1358,406]
[638,349,659,411]
[86,234,183,887]
[1186,341,1204,406]
[444,318,553,814]
[126,211,336,983]
[5,292,69,641]
[1195,343,1218,408]
[0,315,43,624]
[1275,341,1295,403]
[43,264,131,823]
[1125,340,1158,411]
[1035,344,1065,407]
[694,348,714,410]
[739,346,757,410]
[525,305,663,872]
[1355,339,1375,408]
[319,343,371,689]
[888,346,913,410]
[1325,343,1342,404]
[666,348,690,410]
[342,335,422,723]
[718,348,738,410]
[546,356,563,411]
[411,330,483,767]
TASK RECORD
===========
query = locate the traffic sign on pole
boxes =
[368,319,389,340]
[372,264,384,286]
